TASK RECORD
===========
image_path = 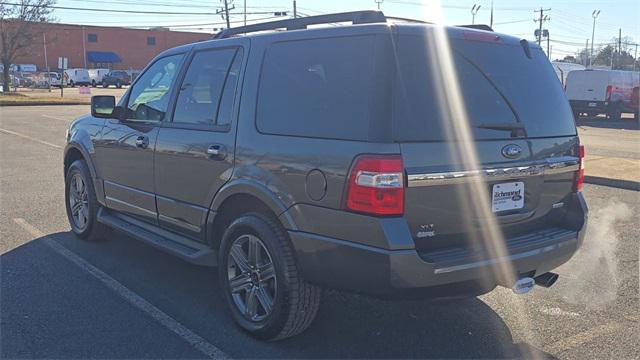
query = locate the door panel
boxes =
[94,53,187,225]
[155,129,235,239]
[154,44,246,241]
[96,120,159,223]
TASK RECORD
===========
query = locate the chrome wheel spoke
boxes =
[248,237,261,267]
[229,273,252,293]
[259,262,275,282]
[230,244,251,273]
[245,287,258,318]
[255,285,273,314]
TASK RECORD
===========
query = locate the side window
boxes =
[256,36,376,140]
[172,48,237,126]
[126,54,184,122]
[217,48,244,126]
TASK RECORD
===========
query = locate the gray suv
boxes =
[64,12,588,340]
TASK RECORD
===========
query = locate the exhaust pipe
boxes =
[534,272,559,288]
[511,277,535,294]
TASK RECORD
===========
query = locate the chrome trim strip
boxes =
[105,196,157,217]
[407,157,579,187]
[433,239,576,274]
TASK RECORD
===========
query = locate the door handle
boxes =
[135,135,149,149]
[206,144,226,159]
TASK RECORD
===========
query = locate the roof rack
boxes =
[213,10,387,39]
[456,24,494,32]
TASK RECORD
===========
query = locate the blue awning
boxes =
[87,51,122,63]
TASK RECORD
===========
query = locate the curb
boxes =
[584,176,640,191]
[1,102,89,107]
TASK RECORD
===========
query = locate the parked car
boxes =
[64,68,91,87]
[88,69,110,87]
[565,69,640,120]
[64,11,587,341]
[101,70,131,88]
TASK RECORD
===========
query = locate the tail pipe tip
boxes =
[534,272,559,288]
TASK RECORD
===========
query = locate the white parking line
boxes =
[0,128,62,149]
[41,114,72,122]
[12,218,229,360]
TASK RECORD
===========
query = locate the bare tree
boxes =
[1,0,56,92]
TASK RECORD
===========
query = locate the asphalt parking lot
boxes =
[1,105,638,359]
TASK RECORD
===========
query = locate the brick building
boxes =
[14,22,210,71]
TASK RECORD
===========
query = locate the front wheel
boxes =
[219,213,321,341]
[116,80,122,89]
[65,160,108,241]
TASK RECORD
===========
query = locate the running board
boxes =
[97,208,217,266]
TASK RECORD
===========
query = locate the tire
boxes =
[219,213,321,341]
[102,81,108,88]
[64,160,108,241]
[116,80,122,89]
[69,80,75,88]
[91,80,96,87]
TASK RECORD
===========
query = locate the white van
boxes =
[63,68,90,87]
[88,69,110,87]
[551,61,585,87]
[46,72,62,87]
[565,69,640,120]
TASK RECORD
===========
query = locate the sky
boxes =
[51,0,640,60]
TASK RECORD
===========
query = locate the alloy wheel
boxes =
[68,173,89,231]
[227,234,277,322]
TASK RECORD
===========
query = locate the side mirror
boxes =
[91,95,118,118]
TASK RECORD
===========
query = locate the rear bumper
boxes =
[288,192,588,298]
[570,100,610,113]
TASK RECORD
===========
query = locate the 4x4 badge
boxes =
[502,144,522,159]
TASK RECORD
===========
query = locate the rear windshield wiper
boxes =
[474,122,526,137]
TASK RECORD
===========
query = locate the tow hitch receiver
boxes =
[512,277,535,294]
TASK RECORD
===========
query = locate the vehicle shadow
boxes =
[576,117,638,130]
[3,232,556,359]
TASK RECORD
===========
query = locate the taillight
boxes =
[574,145,585,192]
[605,85,613,101]
[345,155,404,216]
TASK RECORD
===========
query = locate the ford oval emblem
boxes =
[502,144,522,159]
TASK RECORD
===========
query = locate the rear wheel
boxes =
[69,80,75,88]
[65,160,108,241]
[219,213,320,340]
[91,80,96,87]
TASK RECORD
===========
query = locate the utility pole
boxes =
[618,28,622,70]
[635,43,638,71]
[534,8,550,45]
[223,0,231,28]
[243,0,246,26]
[43,33,50,92]
[590,10,600,68]
[547,34,550,59]
[216,0,234,29]
[81,26,87,68]
[470,4,480,25]
[375,0,383,10]
[585,39,589,66]
[489,0,494,28]
[293,0,297,18]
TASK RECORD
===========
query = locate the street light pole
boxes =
[470,4,481,25]
[590,10,600,68]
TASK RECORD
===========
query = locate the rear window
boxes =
[394,35,576,141]
[256,36,377,141]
